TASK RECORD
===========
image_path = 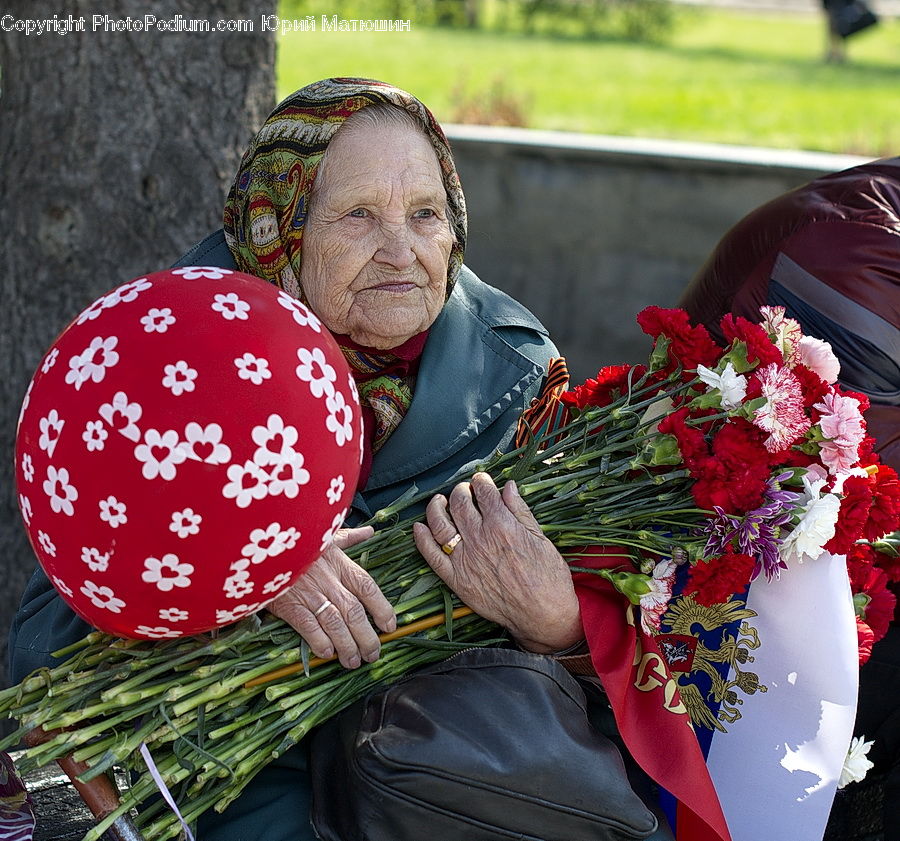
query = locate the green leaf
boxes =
[442,588,455,641]
[687,389,723,411]
[649,335,671,372]
[645,434,683,466]
[721,341,755,373]
[399,572,440,602]
[300,640,311,678]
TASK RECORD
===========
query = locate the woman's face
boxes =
[298,121,455,349]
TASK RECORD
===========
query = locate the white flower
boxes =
[212,292,251,321]
[325,391,354,447]
[779,493,841,565]
[277,291,322,331]
[639,559,677,635]
[251,414,299,467]
[37,530,57,557]
[105,277,152,305]
[18,494,32,526]
[134,625,181,639]
[262,572,293,595]
[327,475,346,505]
[295,347,336,398]
[215,603,260,624]
[266,452,310,498]
[838,736,875,788]
[82,420,109,452]
[65,336,119,390]
[141,307,176,333]
[135,428,187,480]
[347,372,359,405]
[224,568,254,599]
[172,266,233,280]
[38,409,65,458]
[98,495,127,528]
[17,380,34,431]
[21,453,34,483]
[320,509,347,552]
[169,508,202,539]
[42,348,59,373]
[52,576,73,598]
[696,362,747,411]
[142,553,194,592]
[222,460,269,508]
[162,360,198,396]
[80,580,125,613]
[76,298,108,325]
[81,546,110,572]
[242,522,299,564]
[159,607,189,622]
[44,466,78,516]
[234,353,272,386]
[99,392,143,442]
[180,422,231,464]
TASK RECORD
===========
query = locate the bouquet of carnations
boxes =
[1,305,898,840]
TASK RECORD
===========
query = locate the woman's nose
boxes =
[373,226,416,270]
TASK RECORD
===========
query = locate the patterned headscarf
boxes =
[223,78,468,479]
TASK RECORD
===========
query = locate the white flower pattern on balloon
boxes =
[141,307,176,333]
[98,496,128,528]
[224,566,254,600]
[180,422,231,464]
[134,625,181,639]
[65,336,120,390]
[21,453,34,483]
[327,476,345,505]
[80,580,125,613]
[135,428,187,480]
[215,603,260,625]
[212,292,251,321]
[169,508,202,539]
[222,460,270,508]
[234,353,272,385]
[37,530,57,557]
[277,292,322,331]
[262,572,293,595]
[38,409,65,458]
[17,380,33,431]
[159,607,189,623]
[81,547,110,573]
[325,391,354,446]
[98,392,143,442]
[162,361,198,397]
[82,420,109,452]
[266,452,310,499]
[44,466,78,516]
[42,348,59,373]
[320,509,348,552]
[105,277,152,306]
[251,414,299,467]
[52,576,73,598]
[295,347,336,398]
[172,266,233,280]
[18,494,32,526]
[76,298,108,325]
[142,554,194,592]
[242,523,299,564]
[347,372,359,405]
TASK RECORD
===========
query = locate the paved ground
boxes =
[670,0,900,16]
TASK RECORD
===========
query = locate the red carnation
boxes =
[857,616,875,665]
[637,307,721,372]
[825,475,873,555]
[864,465,900,541]
[561,364,647,410]
[719,314,783,367]
[657,407,709,471]
[849,562,896,643]
[685,553,756,607]
[872,543,900,584]
[791,363,830,409]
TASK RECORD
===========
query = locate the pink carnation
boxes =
[815,391,865,474]
[752,363,811,452]
[798,335,840,384]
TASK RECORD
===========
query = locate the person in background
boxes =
[678,156,900,840]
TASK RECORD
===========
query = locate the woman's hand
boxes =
[413,473,582,653]
[269,526,396,669]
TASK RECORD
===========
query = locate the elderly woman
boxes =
[8,78,588,840]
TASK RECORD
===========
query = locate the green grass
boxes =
[277,7,900,156]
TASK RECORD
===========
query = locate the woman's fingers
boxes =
[339,557,397,634]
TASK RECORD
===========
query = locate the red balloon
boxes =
[14,267,363,638]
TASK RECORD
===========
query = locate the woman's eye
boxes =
[414,208,436,219]
[348,208,368,218]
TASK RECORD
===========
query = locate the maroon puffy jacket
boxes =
[679,157,900,473]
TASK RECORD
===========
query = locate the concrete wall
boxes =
[445,124,869,383]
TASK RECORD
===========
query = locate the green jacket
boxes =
[8,231,557,686]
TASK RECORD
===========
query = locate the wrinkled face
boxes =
[298,122,455,349]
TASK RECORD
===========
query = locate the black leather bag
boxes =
[309,647,659,841]
[833,0,878,38]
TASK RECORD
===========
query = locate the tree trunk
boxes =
[0,0,276,687]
